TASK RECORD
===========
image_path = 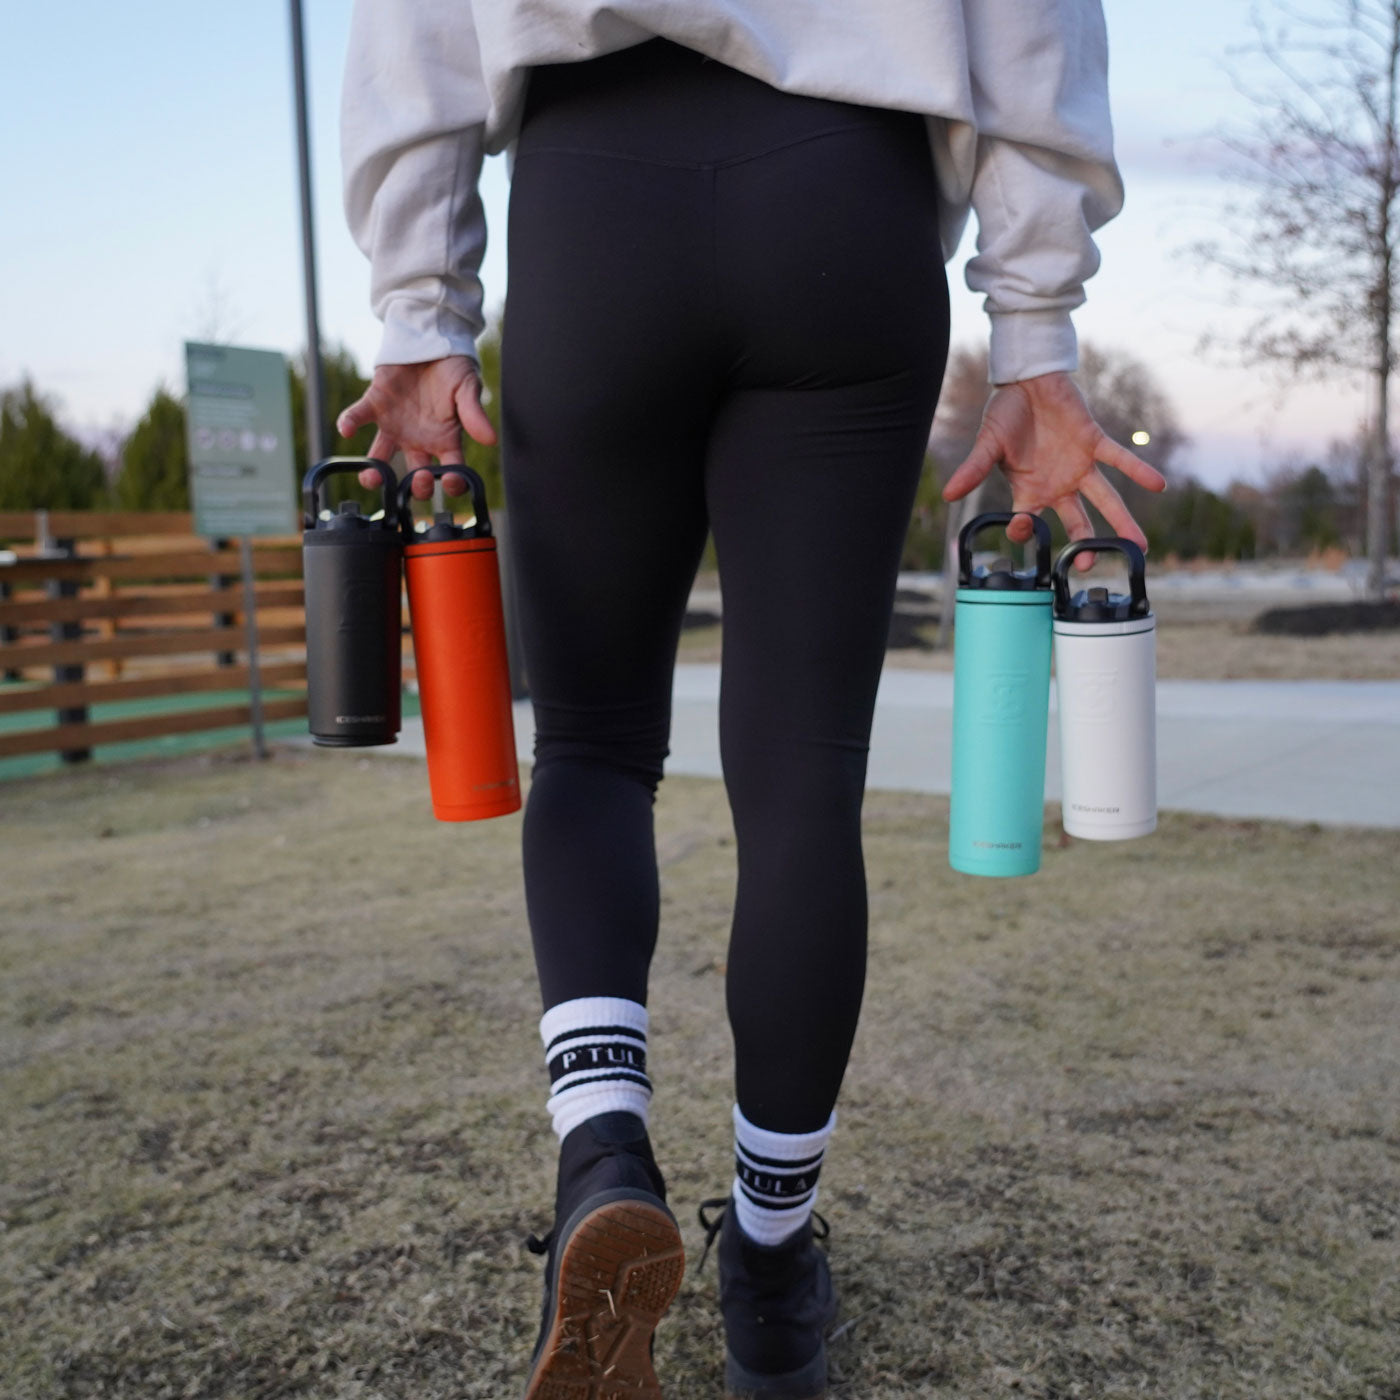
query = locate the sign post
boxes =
[184,342,298,759]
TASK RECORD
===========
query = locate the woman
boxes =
[337,4,1164,1397]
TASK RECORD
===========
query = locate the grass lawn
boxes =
[2,747,1397,1398]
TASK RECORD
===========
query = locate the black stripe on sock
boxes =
[735,1143,826,1172]
[545,1024,647,1056]
[548,1068,653,1094]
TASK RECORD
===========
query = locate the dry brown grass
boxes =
[2,748,1398,1398]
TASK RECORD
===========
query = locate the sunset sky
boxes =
[1,1,1370,487]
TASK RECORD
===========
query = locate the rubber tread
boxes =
[524,1199,685,1400]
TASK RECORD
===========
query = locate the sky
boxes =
[0,1,1373,488]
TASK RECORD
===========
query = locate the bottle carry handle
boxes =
[957,511,1052,588]
[302,457,398,528]
[397,466,493,540]
[1052,538,1149,617]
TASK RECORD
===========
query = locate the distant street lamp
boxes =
[1131,430,1151,447]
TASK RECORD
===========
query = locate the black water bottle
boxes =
[301,458,403,746]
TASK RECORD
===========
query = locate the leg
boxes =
[711,375,943,1131]
[503,142,715,1014]
[703,115,948,1400]
[709,119,950,1137]
[502,75,720,1400]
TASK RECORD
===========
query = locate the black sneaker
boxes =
[523,1112,685,1400]
[698,1197,838,1400]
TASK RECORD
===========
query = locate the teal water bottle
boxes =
[949,512,1054,877]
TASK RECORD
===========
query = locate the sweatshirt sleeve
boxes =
[341,0,490,367]
[961,0,1124,384]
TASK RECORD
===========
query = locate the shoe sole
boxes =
[724,1350,827,1400]
[722,1275,838,1400]
[725,1392,825,1400]
[524,1198,686,1400]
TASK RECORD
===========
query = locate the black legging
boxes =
[501,40,949,1133]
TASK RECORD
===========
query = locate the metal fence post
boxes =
[40,513,90,764]
[210,535,238,668]
[0,573,16,682]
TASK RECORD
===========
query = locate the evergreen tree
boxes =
[0,380,107,510]
[1291,465,1343,552]
[115,387,189,510]
[291,344,379,514]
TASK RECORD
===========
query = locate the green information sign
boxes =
[185,342,297,538]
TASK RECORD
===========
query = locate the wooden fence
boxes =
[0,511,309,766]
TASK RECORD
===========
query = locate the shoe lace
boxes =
[694,1196,830,1273]
[696,1196,729,1271]
[525,1230,553,1257]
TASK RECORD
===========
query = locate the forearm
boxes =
[342,0,490,366]
[962,0,1124,384]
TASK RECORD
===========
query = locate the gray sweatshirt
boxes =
[342,0,1123,384]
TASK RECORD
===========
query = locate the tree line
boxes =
[0,328,1388,568]
[0,328,505,523]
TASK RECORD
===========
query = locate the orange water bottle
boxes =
[399,467,521,821]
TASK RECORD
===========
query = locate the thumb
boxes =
[455,376,498,447]
[942,432,998,502]
[336,395,375,439]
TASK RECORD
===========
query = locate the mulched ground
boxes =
[1253,601,1400,637]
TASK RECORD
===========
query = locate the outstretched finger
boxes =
[1097,436,1166,493]
[942,432,1000,502]
[402,450,438,500]
[1054,495,1099,571]
[1081,471,1149,552]
[358,432,399,489]
[427,433,472,499]
[336,395,376,440]
[1005,508,1040,545]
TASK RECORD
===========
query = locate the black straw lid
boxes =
[957,512,1052,591]
[1052,538,1151,621]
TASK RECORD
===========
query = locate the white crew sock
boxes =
[731,1104,836,1245]
[540,996,652,1141]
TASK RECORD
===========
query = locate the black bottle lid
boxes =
[957,512,1053,591]
[302,458,400,533]
[397,467,493,541]
[324,500,372,530]
[1052,538,1151,621]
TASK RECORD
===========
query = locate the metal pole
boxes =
[240,538,268,760]
[289,0,326,467]
[46,533,90,764]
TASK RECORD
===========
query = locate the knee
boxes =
[724,737,867,845]
[531,701,671,797]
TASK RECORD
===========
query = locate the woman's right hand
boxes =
[336,355,496,499]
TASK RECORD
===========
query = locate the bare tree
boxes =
[189,267,246,346]
[1199,0,1400,597]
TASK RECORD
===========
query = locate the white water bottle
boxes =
[1052,539,1157,840]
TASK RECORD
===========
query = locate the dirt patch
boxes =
[2,751,1398,1397]
[1253,600,1400,637]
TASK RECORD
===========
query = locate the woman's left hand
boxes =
[942,370,1167,570]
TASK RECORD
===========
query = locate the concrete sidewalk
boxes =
[391,665,1400,829]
